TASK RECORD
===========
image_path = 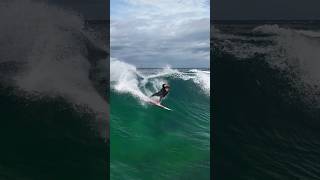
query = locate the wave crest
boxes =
[0,0,108,122]
[110,58,210,104]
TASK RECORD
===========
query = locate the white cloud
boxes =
[111,0,210,68]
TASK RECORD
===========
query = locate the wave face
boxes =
[110,59,210,180]
[0,1,108,179]
[213,22,320,180]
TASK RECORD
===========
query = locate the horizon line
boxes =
[136,67,210,69]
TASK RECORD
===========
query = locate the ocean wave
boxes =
[110,58,210,104]
[214,23,320,107]
[0,0,108,120]
[253,24,320,38]
[110,60,210,180]
[252,24,284,34]
[252,25,320,91]
[213,23,320,180]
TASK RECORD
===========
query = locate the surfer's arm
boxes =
[150,91,161,97]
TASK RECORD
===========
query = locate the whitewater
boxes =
[110,58,210,103]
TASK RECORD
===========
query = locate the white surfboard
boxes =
[147,99,172,111]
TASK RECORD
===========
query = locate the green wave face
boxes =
[110,67,210,180]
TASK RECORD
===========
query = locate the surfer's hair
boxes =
[162,84,170,88]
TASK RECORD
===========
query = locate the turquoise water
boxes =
[110,63,210,180]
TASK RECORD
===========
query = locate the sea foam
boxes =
[110,58,210,104]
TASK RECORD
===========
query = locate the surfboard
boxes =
[148,99,172,111]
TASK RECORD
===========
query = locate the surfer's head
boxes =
[162,84,170,91]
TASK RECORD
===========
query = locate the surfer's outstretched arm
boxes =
[150,91,161,97]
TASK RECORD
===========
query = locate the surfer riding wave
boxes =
[150,84,170,103]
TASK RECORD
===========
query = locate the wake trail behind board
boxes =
[147,99,172,111]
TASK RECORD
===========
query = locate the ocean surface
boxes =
[110,60,210,180]
[0,1,108,179]
[213,21,320,180]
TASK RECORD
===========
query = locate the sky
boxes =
[213,0,320,20]
[111,0,210,68]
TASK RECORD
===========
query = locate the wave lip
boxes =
[110,58,210,104]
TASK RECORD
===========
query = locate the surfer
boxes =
[150,83,170,103]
